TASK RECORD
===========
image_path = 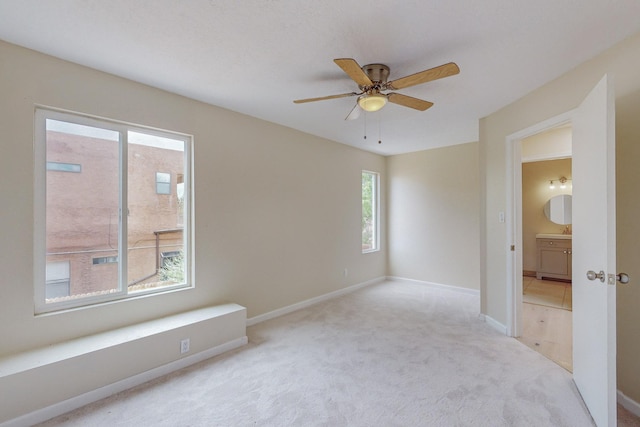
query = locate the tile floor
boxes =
[519,302,573,372]
[520,276,573,372]
[523,276,572,310]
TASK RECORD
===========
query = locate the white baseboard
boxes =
[480,314,508,335]
[246,277,385,326]
[376,277,507,335]
[1,336,248,427]
[386,276,481,296]
[618,389,640,418]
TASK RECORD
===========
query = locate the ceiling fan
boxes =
[294,58,460,120]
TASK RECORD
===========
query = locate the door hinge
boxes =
[510,245,515,252]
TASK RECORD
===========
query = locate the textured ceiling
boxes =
[1,0,640,155]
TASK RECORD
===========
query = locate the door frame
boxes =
[505,110,574,337]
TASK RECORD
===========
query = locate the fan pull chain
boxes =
[362,112,382,144]
[363,111,367,140]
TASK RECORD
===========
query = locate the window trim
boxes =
[362,170,380,253]
[34,107,194,314]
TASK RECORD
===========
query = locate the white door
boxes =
[572,75,617,427]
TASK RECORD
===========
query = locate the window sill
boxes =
[1,303,245,378]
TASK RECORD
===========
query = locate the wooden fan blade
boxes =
[387,93,434,111]
[387,62,459,90]
[293,92,357,104]
[334,58,373,87]
[345,104,361,121]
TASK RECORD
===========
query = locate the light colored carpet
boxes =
[37,280,595,427]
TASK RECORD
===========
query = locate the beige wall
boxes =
[387,142,480,290]
[615,87,640,403]
[480,31,640,404]
[0,40,385,356]
[522,159,572,272]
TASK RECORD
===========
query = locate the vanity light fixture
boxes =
[549,176,571,190]
[560,177,567,189]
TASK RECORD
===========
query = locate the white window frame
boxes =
[362,170,380,253]
[34,107,194,314]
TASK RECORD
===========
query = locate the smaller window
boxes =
[92,256,118,265]
[362,171,379,253]
[47,162,81,173]
[156,172,171,194]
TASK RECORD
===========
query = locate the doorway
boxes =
[516,131,573,371]
[504,111,573,342]
[505,75,623,427]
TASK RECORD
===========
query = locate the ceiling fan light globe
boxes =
[358,94,387,112]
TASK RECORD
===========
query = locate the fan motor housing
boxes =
[360,63,390,88]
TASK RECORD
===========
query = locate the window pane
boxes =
[362,171,378,252]
[128,131,185,292]
[156,181,171,194]
[45,261,70,299]
[45,119,120,303]
[156,172,171,194]
[37,110,192,313]
[47,162,82,173]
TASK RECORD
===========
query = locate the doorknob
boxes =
[616,273,630,284]
[586,270,605,282]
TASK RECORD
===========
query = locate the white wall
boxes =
[0,40,386,422]
[480,31,640,405]
[387,142,480,290]
[521,125,572,162]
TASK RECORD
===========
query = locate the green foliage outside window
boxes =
[362,172,376,250]
[159,251,185,284]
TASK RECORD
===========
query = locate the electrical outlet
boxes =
[180,338,190,354]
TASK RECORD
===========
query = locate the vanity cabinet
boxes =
[536,237,572,281]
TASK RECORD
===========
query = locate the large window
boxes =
[362,170,379,252]
[34,108,193,313]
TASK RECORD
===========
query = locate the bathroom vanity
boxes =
[536,234,572,281]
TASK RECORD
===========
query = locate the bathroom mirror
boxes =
[544,194,572,225]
